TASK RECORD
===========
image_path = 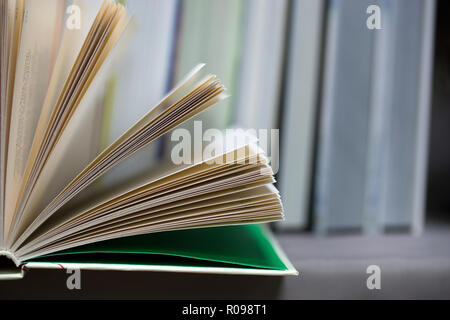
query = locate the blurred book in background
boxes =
[234,0,288,131]
[313,0,436,234]
[175,0,243,130]
[278,0,324,230]
[98,0,438,236]
[100,0,178,185]
[314,0,378,233]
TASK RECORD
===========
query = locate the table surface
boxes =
[1,221,450,299]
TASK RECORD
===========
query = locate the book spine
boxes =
[234,0,288,131]
[314,0,340,234]
[175,0,244,131]
[278,0,324,230]
[362,0,392,234]
[411,0,436,235]
[315,0,378,233]
[379,0,433,231]
[0,250,24,280]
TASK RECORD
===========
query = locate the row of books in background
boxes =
[103,0,437,235]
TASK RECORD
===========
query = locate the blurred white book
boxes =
[278,0,324,229]
[234,0,288,131]
[363,0,436,234]
[314,0,436,234]
[314,0,376,233]
[100,0,178,185]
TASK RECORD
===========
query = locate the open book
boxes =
[0,0,296,279]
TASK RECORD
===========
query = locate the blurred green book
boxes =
[174,0,244,130]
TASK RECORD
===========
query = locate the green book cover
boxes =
[23,225,296,276]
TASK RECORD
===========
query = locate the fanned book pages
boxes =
[0,0,296,279]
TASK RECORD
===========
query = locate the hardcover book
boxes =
[0,0,296,279]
